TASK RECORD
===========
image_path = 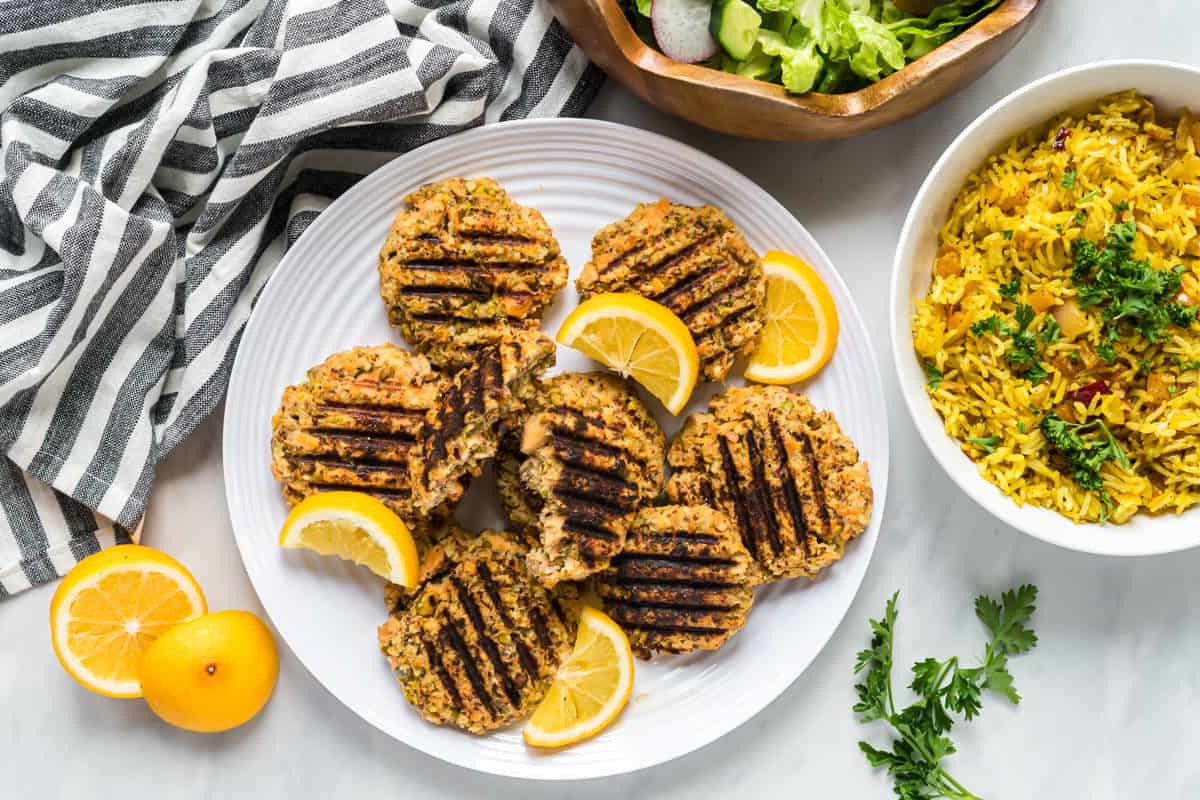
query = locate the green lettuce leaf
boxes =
[847,12,905,80]
[885,0,1003,58]
[756,0,798,11]
[757,29,823,93]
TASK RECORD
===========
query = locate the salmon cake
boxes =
[595,505,756,659]
[667,386,872,582]
[509,372,667,588]
[379,177,568,369]
[409,329,555,516]
[270,330,554,542]
[378,529,580,734]
[576,199,765,382]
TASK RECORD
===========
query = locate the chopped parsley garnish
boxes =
[924,360,944,390]
[967,435,1002,453]
[1173,357,1200,371]
[1096,342,1117,363]
[1003,230,1014,241]
[976,306,1055,382]
[1077,190,1099,204]
[1137,358,1152,376]
[1071,223,1196,343]
[1168,303,1198,328]
[1073,210,1087,226]
[1017,421,1026,433]
[1040,316,1061,345]
[999,277,1020,301]
[970,315,1003,337]
[1040,413,1130,517]
[1061,169,1077,189]
[1006,304,1049,382]
[1115,200,1130,212]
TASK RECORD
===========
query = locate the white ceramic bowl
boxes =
[891,60,1200,557]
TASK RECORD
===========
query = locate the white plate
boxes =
[891,60,1200,557]
[223,118,889,780]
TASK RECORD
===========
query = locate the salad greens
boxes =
[623,0,1004,94]
[854,586,1038,800]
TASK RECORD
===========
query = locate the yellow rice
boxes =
[913,91,1200,524]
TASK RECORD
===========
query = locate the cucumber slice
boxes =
[710,0,763,62]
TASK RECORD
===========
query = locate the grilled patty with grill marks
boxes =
[509,372,667,588]
[410,329,555,516]
[667,386,872,582]
[379,529,581,734]
[495,426,541,533]
[270,331,554,544]
[576,199,765,382]
[596,505,755,659]
[379,177,568,369]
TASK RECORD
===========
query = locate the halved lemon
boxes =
[744,250,839,384]
[556,293,699,414]
[49,544,207,698]
[523,606,634,749]
[279,491,419,587]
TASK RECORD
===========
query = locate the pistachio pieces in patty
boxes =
[379,177,568,369]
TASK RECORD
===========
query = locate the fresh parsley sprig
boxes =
[854,586,1039,800]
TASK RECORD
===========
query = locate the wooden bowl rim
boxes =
[594,0,1042,118]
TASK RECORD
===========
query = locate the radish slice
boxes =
[651,0,720,64]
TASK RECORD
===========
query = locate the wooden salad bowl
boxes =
[550,0,1043,140]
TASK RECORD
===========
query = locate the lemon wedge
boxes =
[49,544,207,698]
[744,250,840,384]
[556,293,699,414]
[279,491,419,587]
[523,606,634,749]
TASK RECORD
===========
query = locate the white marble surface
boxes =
[5,1,1200,796]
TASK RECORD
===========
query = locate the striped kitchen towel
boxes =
[0,0,602,598]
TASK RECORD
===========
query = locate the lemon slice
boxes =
[556,293,699,414]
[744,250,840,384]
[279,491,419,587]
[523,606,634,749]
[49,544,207,698]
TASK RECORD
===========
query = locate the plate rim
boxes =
[223,116,891,779]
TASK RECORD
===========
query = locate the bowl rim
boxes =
[593,0,1042,118]
[890,58,1200,557]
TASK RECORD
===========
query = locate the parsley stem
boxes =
[938,768,982,799]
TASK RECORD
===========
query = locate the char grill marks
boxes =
[379,532,579,734]
[577,199,765,381]
[270,332,555,535]
[515,373,667,588]
[379,177,567,368]
[597,505,755,658]
[270,344,445,526]
[667,386,873,582]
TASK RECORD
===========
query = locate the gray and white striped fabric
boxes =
[0,0,602,598]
